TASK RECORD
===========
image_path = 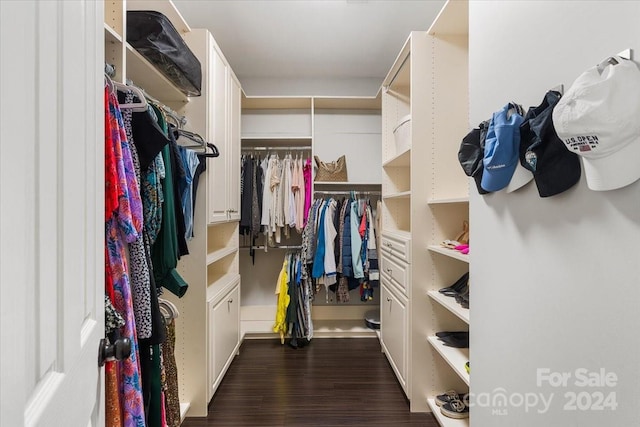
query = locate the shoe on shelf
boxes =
[441,397,470,419]
[436,331,469,348]
[435,390,465,407]
[454,220,470,245]
[438,272,469,296]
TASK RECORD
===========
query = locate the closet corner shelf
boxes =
[127,0,191,34]
[241,135,312,140]
[427,336,470,386]
[383,190,411,200]
[104,23,122,44]
[207,272,240,302]
[314,181,382,186]
[428,196,469,205]
[426,398,470,427]
[428,245,469,263]
[179,402,191,423]
[428,290,469,324]
[125,43,189,104]
[207,246,239,266]
[382,148,411,168]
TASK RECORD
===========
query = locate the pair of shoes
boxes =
[436,331,469,348]
[441,396,469,419]
[435,390,466,407]
[438,272,469,297]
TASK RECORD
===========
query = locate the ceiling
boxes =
[172,0,446,95]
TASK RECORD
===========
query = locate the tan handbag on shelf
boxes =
[314,155,348,182]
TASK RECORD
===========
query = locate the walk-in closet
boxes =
[5,0,640,426]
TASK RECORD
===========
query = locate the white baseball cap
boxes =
[552,56,640,191]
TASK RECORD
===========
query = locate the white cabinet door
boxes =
[227,71,242,222]
[0,1,104,426]
[209,281,241,396]
[380,282,408,393]
[208,42,229,224]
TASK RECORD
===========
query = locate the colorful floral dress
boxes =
[105,86,146,427]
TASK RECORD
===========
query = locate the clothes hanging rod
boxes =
[314,190,381,196]
[239,245,302,250]
[241,146,311,151]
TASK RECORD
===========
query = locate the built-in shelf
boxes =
[312,320,377,338]
[206,272,240,302]
[428,291,469,324]
[242,96,312,110]
[427,336,469,385]
[427,398,470,427]
[383,190,411,200]
[207,246,238,266]
[104,23,122,44]
[314,181,382,186]
[428,196,469,205]
[313,96,381,110]
[382,148,411,168]
[428,245,469,263]
[127,0,191,34]
[179,402,190,423]
[241,135,312,140]
[125,43,189,103]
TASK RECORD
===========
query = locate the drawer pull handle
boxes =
[386,268,393,274]
[386,297,392,302]
[228,299,234,304]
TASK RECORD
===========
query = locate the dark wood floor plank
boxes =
[182,338,438,426]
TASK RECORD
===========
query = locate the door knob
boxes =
[98,337,131,367]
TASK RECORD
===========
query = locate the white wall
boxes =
[469,2,640,426]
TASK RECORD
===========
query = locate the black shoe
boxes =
[435,390,465,407]
[441,398,469,419]
[439,272,469,297]
[436,331,469,348]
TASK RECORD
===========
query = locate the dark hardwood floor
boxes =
[182,338,438,426]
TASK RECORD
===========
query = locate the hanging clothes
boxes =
[105,86,146,427]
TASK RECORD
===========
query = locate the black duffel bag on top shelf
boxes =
[127,11,202,97]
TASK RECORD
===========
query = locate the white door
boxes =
[208,42,230,223]
[227,71,242,222]
[0,1,105,426]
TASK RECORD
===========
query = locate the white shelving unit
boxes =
[379,0,470,418]
[427,399,470,427]
[428,291,469,323]
[427,336,470,386]
[239,95,382,339]
[427,245,470,263]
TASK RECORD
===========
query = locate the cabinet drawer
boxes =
[381,233,411,263]
[381,253,409,295]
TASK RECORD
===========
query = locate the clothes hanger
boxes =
[113,82,148,112]
[104,74,115,95]
[158,298,179,320]
[174,128,206,148]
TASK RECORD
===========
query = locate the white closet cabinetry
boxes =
[380,1,471,421]
[208,277,240,398]
[207,41,241,224]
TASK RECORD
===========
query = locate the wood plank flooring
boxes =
[182,338,438,426]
